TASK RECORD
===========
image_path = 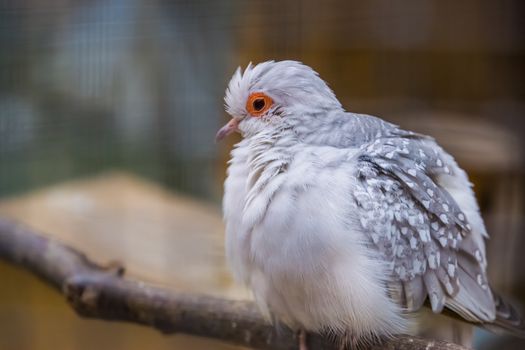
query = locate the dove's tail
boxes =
[482,292,525,338]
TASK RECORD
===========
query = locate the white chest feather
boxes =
[223,139,407,338]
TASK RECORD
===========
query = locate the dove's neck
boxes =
[233,126,297,206]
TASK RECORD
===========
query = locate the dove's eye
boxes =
[246,92,273,117]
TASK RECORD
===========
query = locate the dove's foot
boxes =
[298,329,308,350]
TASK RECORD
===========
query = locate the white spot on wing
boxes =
[447,263,456,277]
[410,236,418,249]
[445,281,455,294]
[439,214,449,224]
[475,250,483,263]
[418,228,431,242]
[428,255,438,269]
[477,274,484,286]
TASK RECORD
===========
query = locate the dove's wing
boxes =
[352,132,497,323]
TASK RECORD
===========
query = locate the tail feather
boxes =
[482,292,525,338]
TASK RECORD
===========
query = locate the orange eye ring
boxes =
[246,92,273,117]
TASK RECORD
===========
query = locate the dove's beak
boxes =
[215,118,240,142]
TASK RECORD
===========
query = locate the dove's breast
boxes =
[223,140,253,285]
[223,142,407,338]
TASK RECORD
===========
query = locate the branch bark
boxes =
[0,217,467,350]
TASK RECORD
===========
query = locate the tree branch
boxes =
[0,217,467,350]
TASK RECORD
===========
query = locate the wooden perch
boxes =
[0,217,467,350]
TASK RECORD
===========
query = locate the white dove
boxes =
[217,60,524,348]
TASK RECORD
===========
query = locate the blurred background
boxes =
[0,0,524,349]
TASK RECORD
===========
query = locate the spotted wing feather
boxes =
[354,134,496,322]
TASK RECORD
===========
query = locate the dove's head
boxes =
[216,60,342,141]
